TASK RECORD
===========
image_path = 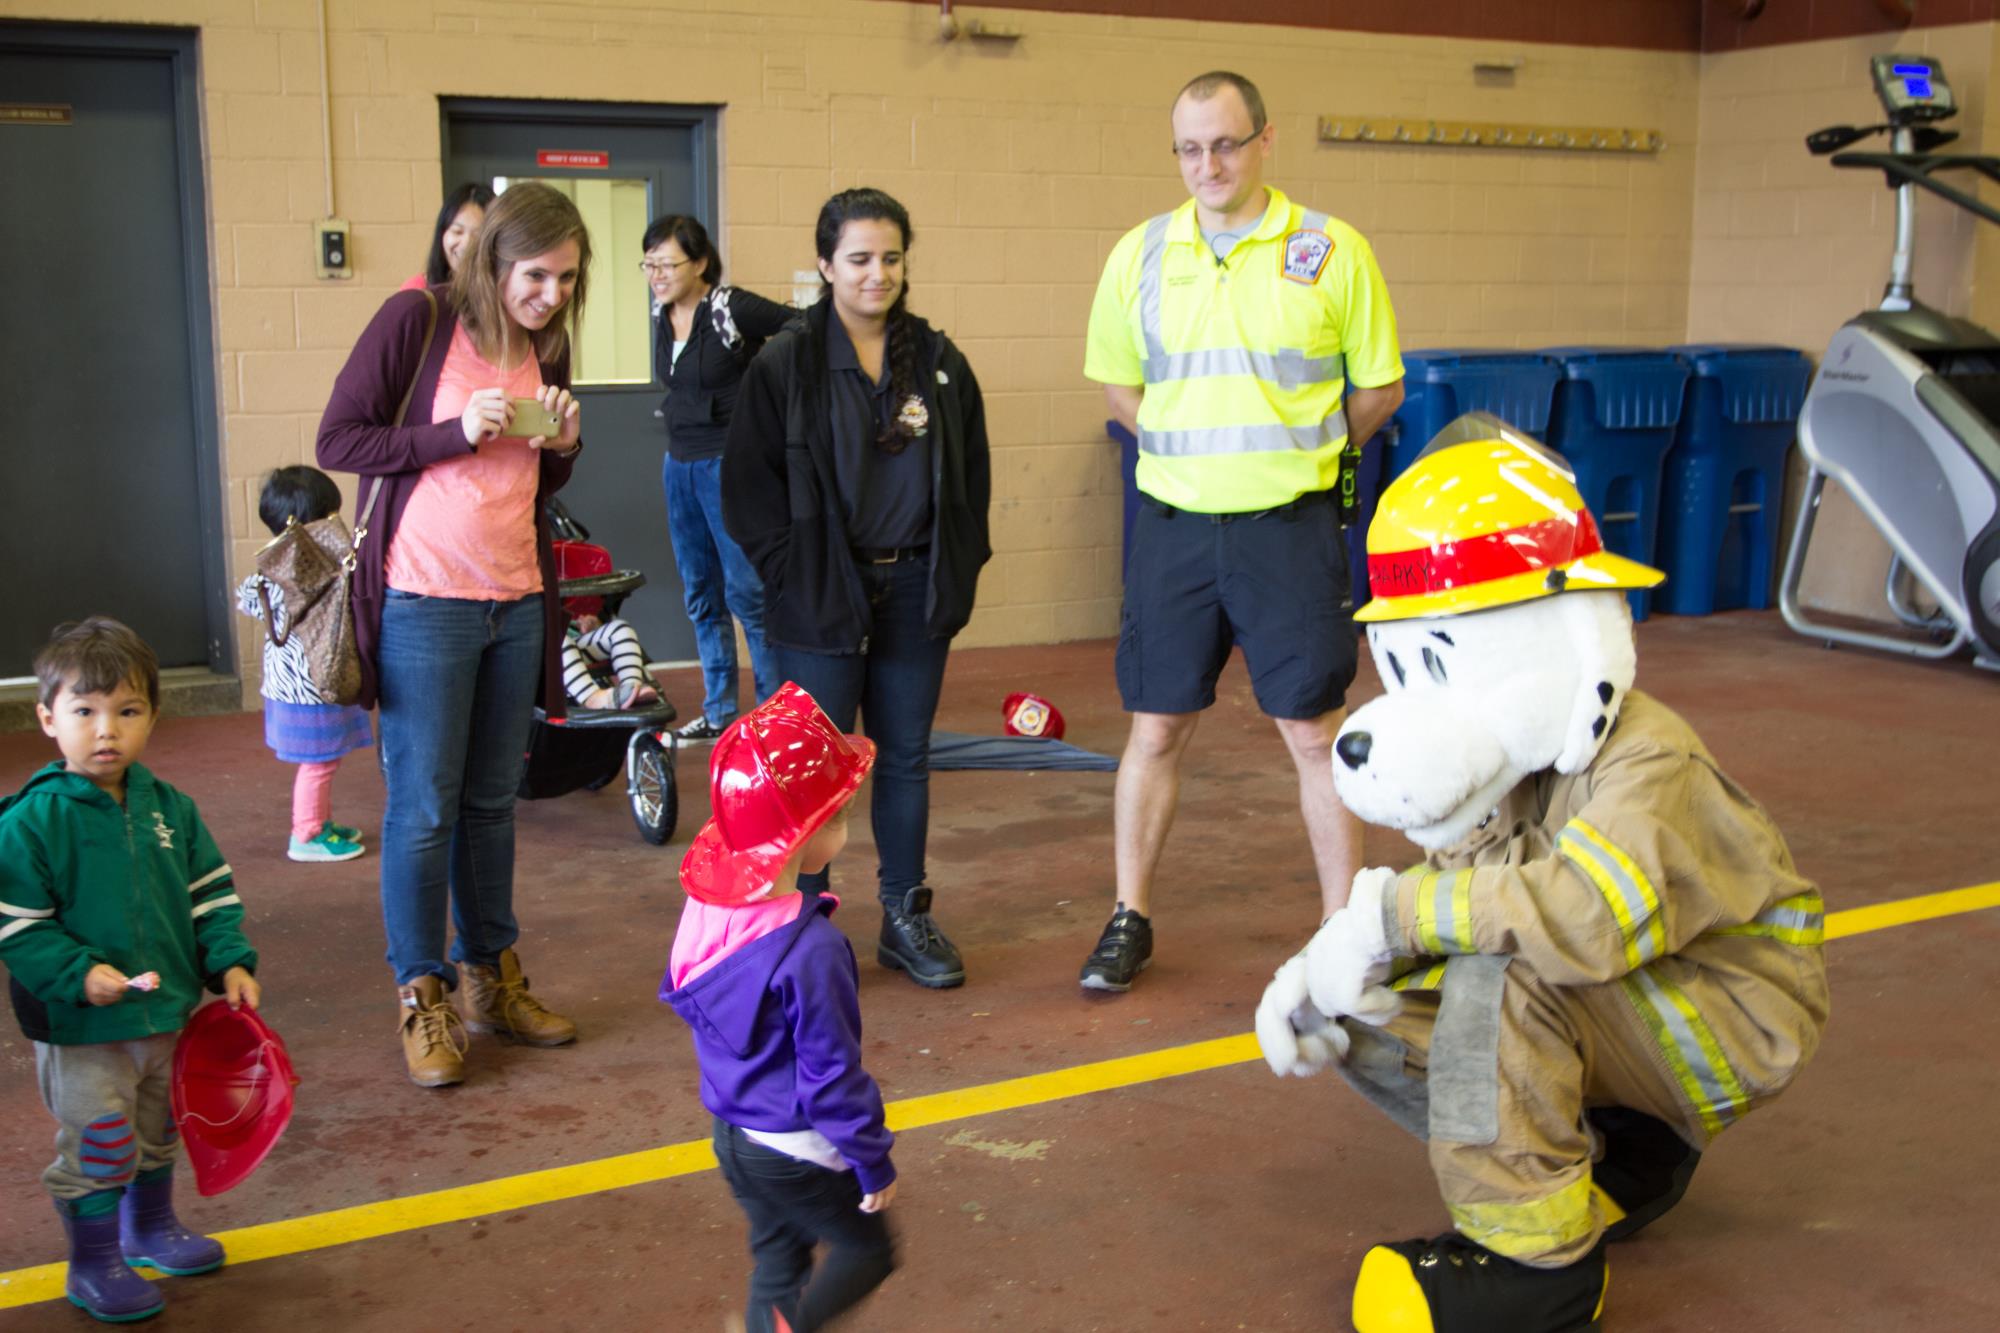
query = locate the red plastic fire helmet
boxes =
[171,1000,299,1197]
[680,682,878,906]
[1002,691,1065,740]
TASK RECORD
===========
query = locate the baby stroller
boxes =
[517,499,681,845]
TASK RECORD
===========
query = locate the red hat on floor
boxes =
[172,1000,299,1197]
[1003,691,1065,740]
[680,682,877,907]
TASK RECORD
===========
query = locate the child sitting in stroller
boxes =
[561,613,662,712]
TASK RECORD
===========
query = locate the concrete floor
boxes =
[1,611,1997,1331]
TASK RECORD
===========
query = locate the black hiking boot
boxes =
[877,887,965,989]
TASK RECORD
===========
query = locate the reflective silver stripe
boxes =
[1300,208,1330,232]
[190,894,242,919]
[187,865,231,894]
[1624,966,1750,1135]
[0,899,55,918]
[1421,869,1475,953]
[1139,413,1349,457]
[1142,346,1346,390]
[0,916,51,943]
[1712,892,1824,946]
[1435,870,1474,951]
[1136,212,1171,375]
[1557,821,1665,969]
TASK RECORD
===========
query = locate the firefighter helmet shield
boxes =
[1002,692,1066,740]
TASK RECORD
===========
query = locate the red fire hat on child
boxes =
[680,682,877,907]
[171,1000,300,1197]
[1002,691,1065,740]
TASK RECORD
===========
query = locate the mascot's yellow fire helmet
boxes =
[1355,414,1665,623]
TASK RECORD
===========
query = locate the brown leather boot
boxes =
[458,949,577,1047]
[397,975,467,1088]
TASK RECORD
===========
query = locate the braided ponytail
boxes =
[877,284,922,454]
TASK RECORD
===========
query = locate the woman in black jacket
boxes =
[647,215,794,740]
[723,188,992,989]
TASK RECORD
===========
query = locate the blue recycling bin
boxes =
[1541,347,1692,621]
[1655,345,1810,616]
[1388,349,1564,479]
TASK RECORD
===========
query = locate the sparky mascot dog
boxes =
[1257,417,1828,1332]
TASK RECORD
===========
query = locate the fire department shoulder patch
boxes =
[1281,229,1334,284]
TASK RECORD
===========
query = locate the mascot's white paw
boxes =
[1305,869,1400,1026]
[1256,954,1349,1077]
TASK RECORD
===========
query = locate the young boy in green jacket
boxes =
[0,617,262,1324]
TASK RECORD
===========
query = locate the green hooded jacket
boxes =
[0,762,256,1045]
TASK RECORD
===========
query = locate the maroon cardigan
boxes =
[315,287,578,715]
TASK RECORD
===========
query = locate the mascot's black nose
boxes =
[1335,731,1372,770]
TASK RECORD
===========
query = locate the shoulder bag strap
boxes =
[351,289,439,560]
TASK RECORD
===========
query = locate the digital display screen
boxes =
[1894,63,1935,100]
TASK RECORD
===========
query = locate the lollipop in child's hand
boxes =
[126,972,161,992]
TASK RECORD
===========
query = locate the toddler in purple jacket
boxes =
[663,682,897,1333]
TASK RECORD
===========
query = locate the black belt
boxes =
[1144,490,1332,524]
[851,543,930,564]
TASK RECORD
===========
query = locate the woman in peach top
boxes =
[318,182,589,1089]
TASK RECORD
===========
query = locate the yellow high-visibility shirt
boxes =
[1085,188,1403,513]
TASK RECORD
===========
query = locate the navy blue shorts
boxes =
[1115,492,1358,719]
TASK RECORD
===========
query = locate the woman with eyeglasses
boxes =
[723,188,992,991]
[644,216,794,742]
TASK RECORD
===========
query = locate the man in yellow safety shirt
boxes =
[1078,70,1405,991]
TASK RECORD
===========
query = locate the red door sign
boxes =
[535,149,609,169]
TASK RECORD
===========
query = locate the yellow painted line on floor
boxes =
[1,880,1993,1310]
[1821,880,2000,940]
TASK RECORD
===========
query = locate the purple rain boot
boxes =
[119,1170,225,1276]
[58,1201,165,1323]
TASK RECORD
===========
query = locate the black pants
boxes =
[712,1119,898,1333]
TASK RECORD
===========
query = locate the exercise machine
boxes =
[1781,54,2000,668]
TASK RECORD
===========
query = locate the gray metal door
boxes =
[0,24,225,677]
[442,99,721,666]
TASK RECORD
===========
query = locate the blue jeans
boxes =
[376,591,544,987]
[664,453,779,724]
[774,558,951,905]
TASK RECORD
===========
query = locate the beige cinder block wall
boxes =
[0,0,1700,701]
[1687,24,1996,623]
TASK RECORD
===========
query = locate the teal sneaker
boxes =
[327,820,365,843]
[288,825,365,863]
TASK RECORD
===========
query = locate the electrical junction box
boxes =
[315,218,352,280]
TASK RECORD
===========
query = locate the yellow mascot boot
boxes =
[1352,1232,1607,1333]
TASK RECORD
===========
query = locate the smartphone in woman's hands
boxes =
[501,397,563,439]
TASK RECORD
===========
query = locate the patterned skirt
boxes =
[264,699,374,764]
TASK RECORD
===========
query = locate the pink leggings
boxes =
[292,759,340,842]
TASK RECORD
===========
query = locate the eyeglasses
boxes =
[639,258,693,277]
[1171,133,1261,163]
